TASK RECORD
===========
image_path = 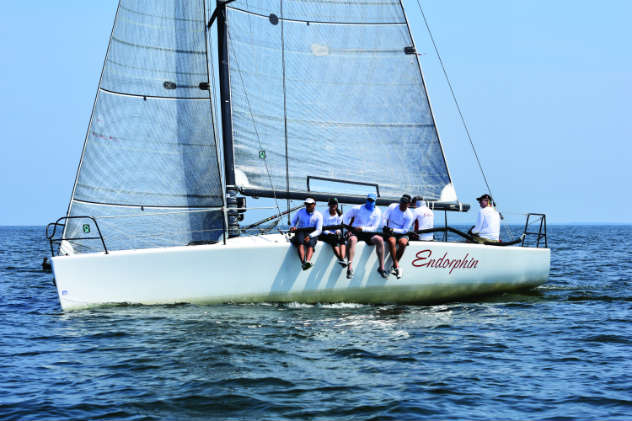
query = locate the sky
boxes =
[0,1,631,226]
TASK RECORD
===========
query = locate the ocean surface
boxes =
[1,225,630,420]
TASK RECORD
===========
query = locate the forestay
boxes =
[64,0,224,253]
[225,0,455,201]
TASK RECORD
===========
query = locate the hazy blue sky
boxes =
[1,1,630,225]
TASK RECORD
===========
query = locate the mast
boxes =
[216,0,235,190]
[216,0,240,236]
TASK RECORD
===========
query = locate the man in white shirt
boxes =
[382,194,414,279]
[343,193,386,279]
[469,193,500,242]
[289,197,323,270]
[411,196,434,241]
[319,197,347,267]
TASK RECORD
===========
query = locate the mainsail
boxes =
[225,1,456,202]
[64,0,224,252]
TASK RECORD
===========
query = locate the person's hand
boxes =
[335,229,341,235]
[383,226,393,235]
[354,226,363,233]
[289,227,296,232]
[304,235,311,243]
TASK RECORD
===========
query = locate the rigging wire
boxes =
[414,0,513,236]
[225,27,283,222]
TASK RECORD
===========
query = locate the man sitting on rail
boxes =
[411,196,434,241]
[289,197,323,270]
[468,193,500,243]
[382,194,414,279]
[343,193,386,279]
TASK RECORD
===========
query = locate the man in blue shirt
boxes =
[289,197,323,270]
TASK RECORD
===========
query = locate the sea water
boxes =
[0,225,630,420]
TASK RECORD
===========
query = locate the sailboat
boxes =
[47,0,550,311]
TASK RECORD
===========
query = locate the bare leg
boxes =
[305,246,314,263]
[332,245,342,260]
[340,243,347,260]
[372,235,385,271]
[297,244,305,263]
[395,237,409,263]
[387,236,398,268]
[347,236,358,270]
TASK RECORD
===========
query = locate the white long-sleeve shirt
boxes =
[412,204,434,240]
[343,205,381,232]
[382,203,413,234]
[471,206,500,241]
[291,208,323,238]
[322,211,343,235]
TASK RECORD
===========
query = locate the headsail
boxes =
[64,0,224,253]
[225,0,456,203]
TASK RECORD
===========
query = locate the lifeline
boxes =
[411,250,479,274]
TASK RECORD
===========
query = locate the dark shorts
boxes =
[347,232,379,245]
[384,233,409,242]
[291,230,318,248]
[319,232,345,246]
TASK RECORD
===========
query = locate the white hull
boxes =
[51,234,550,311]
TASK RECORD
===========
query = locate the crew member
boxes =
[320,198,347,267]
[382,194,414,279]
[469,193,500,243]
[411,196,434,241]
[343,193,386,279]
[289,197,323,270]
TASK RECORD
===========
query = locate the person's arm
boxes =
[413,211,420,232]
[309,212,323,238]
[345,208,362,232]
[393,211,413,234]
[382,206,391,228]
[335,214,343,235]
[471,211,484,234]
[290,210,300,232]
[342,208,354,225]
[424,210,434,230]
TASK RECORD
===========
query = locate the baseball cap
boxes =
[304,197,316,204]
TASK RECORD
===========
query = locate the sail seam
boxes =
[74,184,222,199]
[111,36,205,55]
[226,67,419,86]
[73,198,222,209]
[231,110,434,128]
[90,130,215,147]
[99,87,208,100]
[229,36,405,55]
[227,6,405,25]
[106,57,207,76]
